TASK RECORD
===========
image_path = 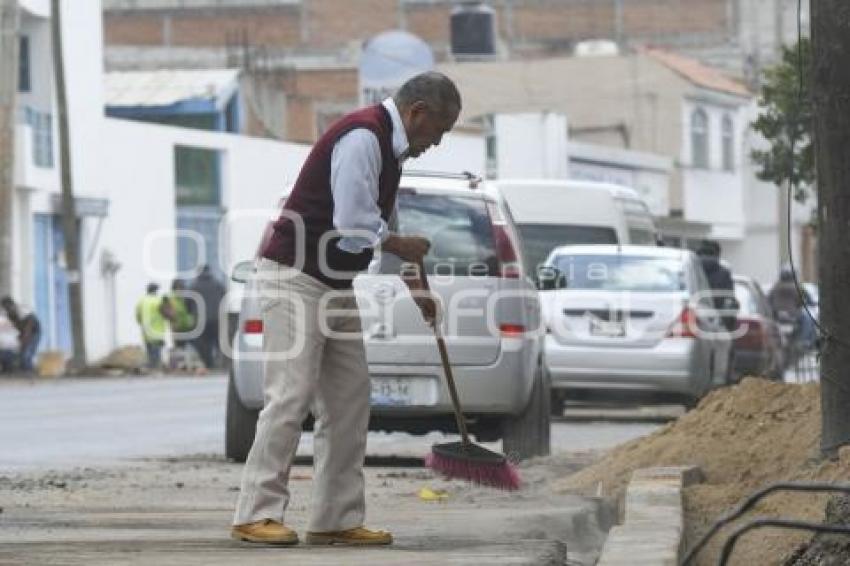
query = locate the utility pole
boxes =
[0,0,19,299]
[50,0,86,368]
[811,0,850,456]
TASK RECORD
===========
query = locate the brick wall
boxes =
[304,0,399,49]
[406,4,452,45]
[286,97,317,143]
[623,0,727,36]
[292,68,358,100]
[105,6,301,47]
[512,1,616,42]
[169,8,301,47]
[104,13,164,45]
[104,0,731,51]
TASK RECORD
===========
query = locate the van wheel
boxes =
[502,362,551,461]
[225,369,259,462]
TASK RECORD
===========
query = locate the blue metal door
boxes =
[32,213,73,355]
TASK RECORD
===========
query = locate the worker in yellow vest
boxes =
[135,283,167,370]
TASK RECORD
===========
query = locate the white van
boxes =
[484,179,658,277]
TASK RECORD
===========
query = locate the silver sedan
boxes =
[539,245,732,409]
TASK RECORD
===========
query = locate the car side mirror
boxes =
[536,266,567,291]
[231,260,255,284]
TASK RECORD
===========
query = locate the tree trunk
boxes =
[0,1,19,298]
[50,0,86,368]
[812,0,850,456]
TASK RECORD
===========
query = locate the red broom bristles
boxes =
[425,452,521,491]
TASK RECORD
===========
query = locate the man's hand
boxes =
[397,262,439,328]
[382,234,431,264]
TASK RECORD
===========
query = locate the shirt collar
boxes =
[381,98,410,162]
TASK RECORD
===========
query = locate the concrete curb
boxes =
[595,466,703,566]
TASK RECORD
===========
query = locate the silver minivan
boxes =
[227,172,550,462]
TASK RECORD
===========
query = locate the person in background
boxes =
[135,283,167,370]
[161,279,202,371]
[163,279,196,349]
[0,297,42,373]
[696,240,738,331]
[190,265,226,370]
[768,265,817,349]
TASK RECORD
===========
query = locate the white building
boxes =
[13,0,107,357]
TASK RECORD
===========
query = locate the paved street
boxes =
[0,373,661,471]
[0,374,663,565]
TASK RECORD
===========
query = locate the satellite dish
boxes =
[359,30,435,106]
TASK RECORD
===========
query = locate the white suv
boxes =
[226,172,551,462]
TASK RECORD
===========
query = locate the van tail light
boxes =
[666,307,698,338]
[735,317,764,349]
[244,319,264,334]
[499,323,526,338]
[487,202,522,279]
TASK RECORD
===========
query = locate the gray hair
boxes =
[394,71,462,117]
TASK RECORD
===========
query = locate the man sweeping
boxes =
[231,72,461,546]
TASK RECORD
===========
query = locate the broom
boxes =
[415,259,521,491]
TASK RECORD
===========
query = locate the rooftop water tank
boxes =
[450,2,496,59]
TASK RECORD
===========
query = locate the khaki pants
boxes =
[233,259,371,532]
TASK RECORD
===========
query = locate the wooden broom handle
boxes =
[415,259,471,445]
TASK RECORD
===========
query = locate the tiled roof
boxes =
[643,47,751,97]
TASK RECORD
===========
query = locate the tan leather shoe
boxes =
[305,526,393,546]
[231,519,299,545]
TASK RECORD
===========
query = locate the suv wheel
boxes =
[550,389,565,417]
[502,361,551,461]
[225,369,259,462]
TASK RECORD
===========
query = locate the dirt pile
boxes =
[96,345,146,371]
[556,377,850,565]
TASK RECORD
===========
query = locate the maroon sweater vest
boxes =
[261,104,401,289]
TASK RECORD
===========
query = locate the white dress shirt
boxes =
[331,98,408,253]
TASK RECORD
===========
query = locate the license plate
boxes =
[370,376,438,407]
[589,319,626,337]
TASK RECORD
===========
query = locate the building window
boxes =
[25,107,53,168]
[175,145,220,206]
[18,35,30,92]
[690,108,709,169]
[722,114,734,171]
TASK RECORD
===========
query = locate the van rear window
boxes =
[515,223,618,276]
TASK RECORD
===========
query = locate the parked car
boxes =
[539,245,732,410]
[484,179,658,279]
[731,275,784,381]
[227,172,550,462]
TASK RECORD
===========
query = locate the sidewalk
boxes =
[0,455,616,565]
